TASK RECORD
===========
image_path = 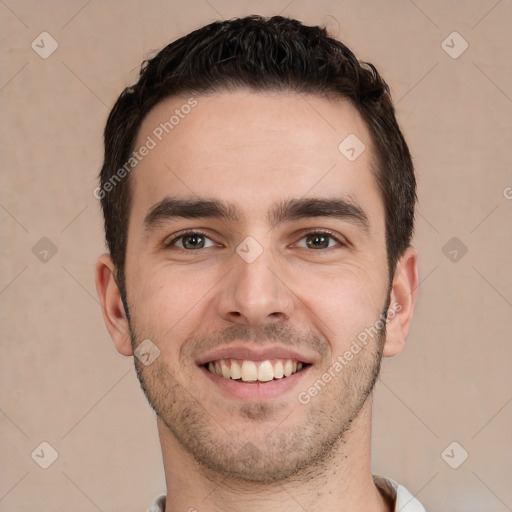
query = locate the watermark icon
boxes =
[503,186,512,200]
[338,133,366,161]
[236,236,264,263]
[31,32,58,59]
[134,339,160,366]
[441,441,469,469]
[297,302,402,404]
[31,441,59,469]
[238,442,263,465]
[93,98,198,200]
[32,237,58,263]
[441,31,468,60]
[442,236,468,263]
[322,14,340,37]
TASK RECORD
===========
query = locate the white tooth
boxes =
[214,361,223,376]
[292,361,297,373]
[274,360,284,379]
[257,360,274,382]
[230,360,241,379]
[220,359,230,378]
[241,360,258,381]
[208,362,215,374]
[297,362,303,371]
[283,359,293,377]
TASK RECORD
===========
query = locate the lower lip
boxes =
[200,365,310,400]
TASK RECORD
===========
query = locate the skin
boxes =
[96,90,418,512]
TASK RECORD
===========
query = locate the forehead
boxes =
[130,90,382,227]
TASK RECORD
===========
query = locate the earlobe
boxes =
[382,246,419,358]
[95,253,133,356]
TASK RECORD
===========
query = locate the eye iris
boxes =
[183,234,205,249]
[306,234,329,249]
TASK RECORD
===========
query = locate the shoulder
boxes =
[146,494,166,512]
[374,475,427,512]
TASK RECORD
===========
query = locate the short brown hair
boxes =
[99,15,416,298]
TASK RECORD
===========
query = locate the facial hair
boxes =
[129,309,388,484]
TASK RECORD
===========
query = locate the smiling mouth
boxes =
[204,358,309,382]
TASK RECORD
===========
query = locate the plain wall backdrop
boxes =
[1,1,511,510]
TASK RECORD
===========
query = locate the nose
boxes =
[216,245,295,328]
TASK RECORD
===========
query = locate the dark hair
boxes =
[99,15,416,299]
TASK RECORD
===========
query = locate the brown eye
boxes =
[167,231,216,250]
[305,233,331,249]
[181,234,206,249]
[296,231,343,250]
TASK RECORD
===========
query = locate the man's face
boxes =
[123,90,390,482]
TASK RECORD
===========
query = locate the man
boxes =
[95,15,423,511]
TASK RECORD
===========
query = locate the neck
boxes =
[157,395,390,512]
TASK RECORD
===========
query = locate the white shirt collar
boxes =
[147,476,426,511]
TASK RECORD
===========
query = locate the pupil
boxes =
[307,234,328,249]
[184,234,204,249]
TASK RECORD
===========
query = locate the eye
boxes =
[295,230,345,250]
[166,231,217,250]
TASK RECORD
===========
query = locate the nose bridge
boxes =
[218,239,294,325]
[238,244,278,292]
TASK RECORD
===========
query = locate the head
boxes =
[98,15,416,301]
[96,15,418,483]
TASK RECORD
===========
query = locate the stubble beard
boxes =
[129,318,386,485]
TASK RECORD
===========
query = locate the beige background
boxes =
[1,0,511,510]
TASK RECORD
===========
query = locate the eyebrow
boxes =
[143,196,370,233]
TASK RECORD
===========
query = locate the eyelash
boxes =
[164,229,347,251]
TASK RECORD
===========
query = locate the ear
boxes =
[382,246,419,358]
[95,253,133,356]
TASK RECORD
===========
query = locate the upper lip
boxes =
[196,345,315,366]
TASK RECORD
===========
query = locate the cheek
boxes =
[291,264,387,348]
[128,266,218,350]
